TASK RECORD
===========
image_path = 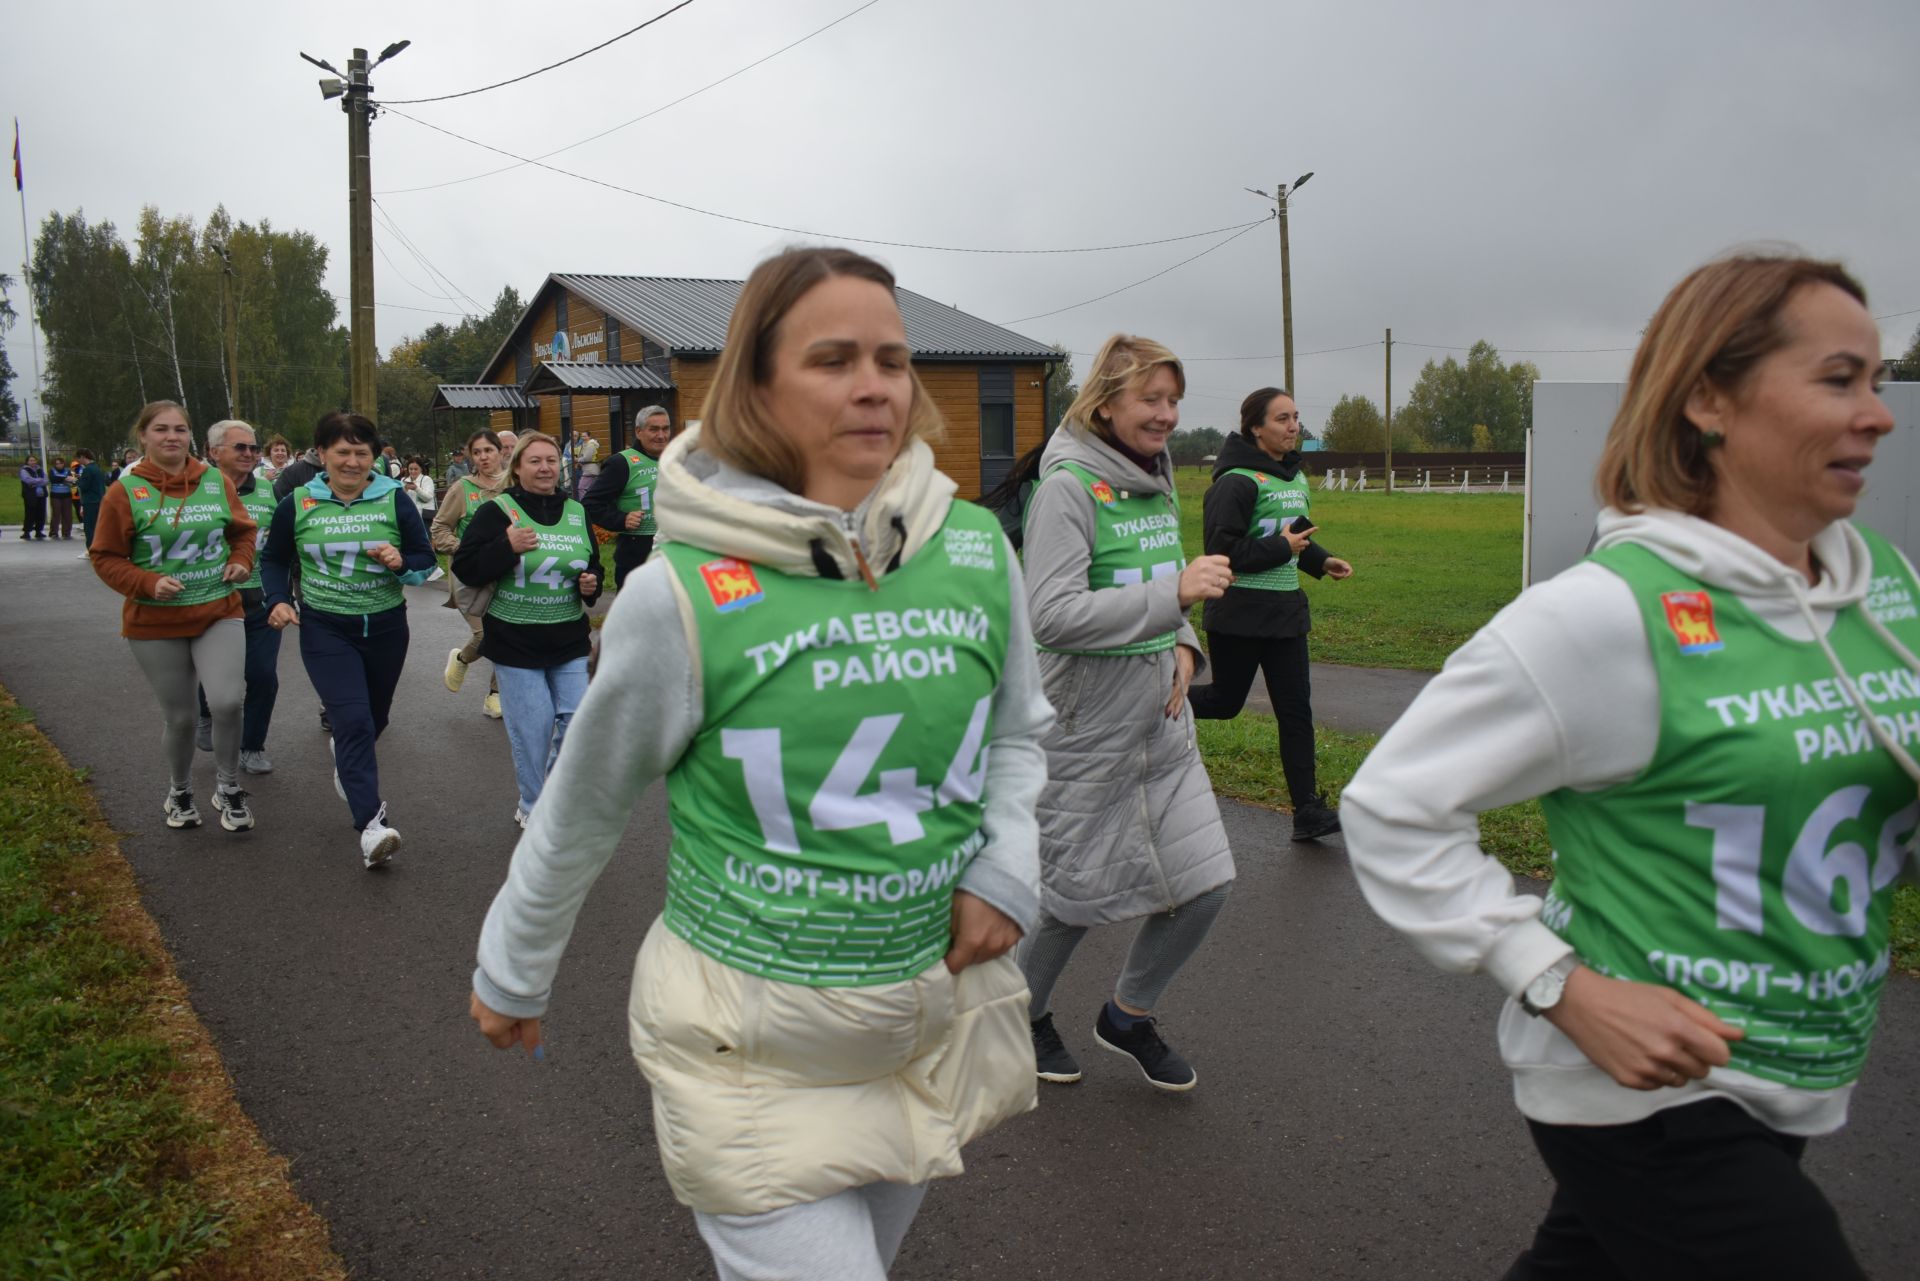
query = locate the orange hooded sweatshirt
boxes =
[90,458,255,640]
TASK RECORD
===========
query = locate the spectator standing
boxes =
[19,455,48,539]
[47,456,75,540]
[74,449,108,556]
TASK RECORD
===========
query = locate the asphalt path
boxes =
[3,535,1915,1280]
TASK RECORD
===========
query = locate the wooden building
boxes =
[431,273,1060,496]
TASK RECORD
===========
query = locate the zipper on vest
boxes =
[843,512,880,591]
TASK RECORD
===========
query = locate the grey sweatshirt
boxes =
[473,430,1055,1018]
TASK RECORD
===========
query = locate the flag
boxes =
[12,119,20,192]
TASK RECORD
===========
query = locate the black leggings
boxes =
[1187,630,1317,804]
[1505,1101,1864,1281]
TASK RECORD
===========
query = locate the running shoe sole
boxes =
[362,831,401,869]
[1093,1029,1199,1093]
[1037,1065,1084,1084]
[217,801,254,832]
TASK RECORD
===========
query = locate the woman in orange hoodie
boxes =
[91,401,260,833]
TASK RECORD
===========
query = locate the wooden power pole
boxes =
[1384,327,1393,494]
[345,48,378,420]
[215,243,240,418]
[1278,181,1295,396]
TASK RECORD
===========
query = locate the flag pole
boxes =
[14,118,48,464]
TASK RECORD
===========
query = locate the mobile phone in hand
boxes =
[1289,515,1315,535]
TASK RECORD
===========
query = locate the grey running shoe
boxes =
[163,788,202,829]
[1094,1005,1197,1092]
[1031,1012,1083,1084]
[195,716,213,752]
[240,750,274,775]
[215,786,254,833]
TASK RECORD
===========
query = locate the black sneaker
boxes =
[1094,1005,1197,1092]
[1030,1012,1083,1084]
[1290,795,1342,842]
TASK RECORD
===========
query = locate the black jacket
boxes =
[452,485,605,669]
[272,448,324,503]
[1198,433,1334,639]
[583,448,656,537]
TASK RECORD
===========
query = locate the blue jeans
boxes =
[199,602,283,751]
[495,659,588,814]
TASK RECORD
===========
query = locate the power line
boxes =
[369,228,464,306]
[378,0,884,196]
[376,0,701,105]
[371,200,488,315]
[379,103,1269,255]
[1397,340,1638,354]
[1000,217,1271,326]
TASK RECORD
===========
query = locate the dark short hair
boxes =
[1238,387,1295,440]
[314,411,380,452]
[75,449,94,461]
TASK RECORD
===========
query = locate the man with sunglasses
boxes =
[195,420,283,774]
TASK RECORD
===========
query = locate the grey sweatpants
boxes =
[1019,882,1233,1017]
[694,1181,927,1281]
[129,620,245,793]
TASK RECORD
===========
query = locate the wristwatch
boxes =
[1519,956,1579,1017]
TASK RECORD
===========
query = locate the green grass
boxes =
[1173,472,1524,671]
[0,696,229,1277]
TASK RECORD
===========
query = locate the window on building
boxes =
[980,403,1015,458]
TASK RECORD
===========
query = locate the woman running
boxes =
[1344,254,1918,1279]
[452,432,603,828]
[469,246,1052,1280]
[1187,387,1353,840]
[1018,334,1237,1092]
[261,411,436,868]
[435,428,509,718]
[90,400,258,832]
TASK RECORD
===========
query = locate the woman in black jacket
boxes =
[1187,387,1352,840]
[453,433,604,829]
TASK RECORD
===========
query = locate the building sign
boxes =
[535,327,606,364]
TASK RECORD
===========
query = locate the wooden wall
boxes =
[921,361,1048,498]
[672,357,717,426]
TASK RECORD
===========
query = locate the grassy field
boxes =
[0,690,344,1279]
[1172,470,1525,671]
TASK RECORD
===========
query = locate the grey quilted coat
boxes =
[1023,425,1235,927]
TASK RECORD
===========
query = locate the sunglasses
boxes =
[228,443,262,453]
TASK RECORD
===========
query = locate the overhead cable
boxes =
[379,0,884,195]
[379,105,1269,255]
[1000,218,1271,326]
[372,200,489,315]
[376,0,700,105]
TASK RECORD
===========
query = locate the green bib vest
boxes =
[292,488,406,616]
[1539,535,1920,1090]
[122,470,235,607]
[485,493,595,625]
[236,482,279,592]
[1037,461,1185,657]
[658,501,1012,987]
[616,447,659,537]
[455,476,496,538]
[1223,466,1311,591]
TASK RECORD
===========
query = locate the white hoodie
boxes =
[1341,508,1920,1136]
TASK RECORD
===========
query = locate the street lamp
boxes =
[1246,171,1315,397]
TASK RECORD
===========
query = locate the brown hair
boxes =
[506,430,560,486]
[701,247,944,493]
[264,434,292,456]
[1062,334,1185,444]
[1238,386,1295,441]
[1596,253,1867,515]
[132,399,190,443]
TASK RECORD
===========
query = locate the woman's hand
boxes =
[624,510,647,531]
[366,541,404,571]
[1324,557,1353,580]
[1543,967,1744,1090]
[151,575,185,601]
[1165,643,1197,717]
[944,891,1022,974]
[469,990,543,1057]
[268,603,299,630]
[1283,522,1318,556]
[1176,554,1234,608]
[507,523,540,554]
[577,572,599,597]
[221,561,250,584]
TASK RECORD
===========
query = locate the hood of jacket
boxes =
[303,469,405,506]
[1592,506,1873,610]
[653,424,956,580]
[1208,431,1300,481]
[125,456,213,498]
[1038,423,1174,495]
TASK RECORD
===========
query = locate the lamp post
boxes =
[302,40,408,419]
[1246,170,1313,396]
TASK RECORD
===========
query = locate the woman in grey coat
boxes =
[1019,333,1237,1092]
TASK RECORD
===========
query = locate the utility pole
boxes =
[1246,171,1313,397]
[1384,327,1393,494]
[303,40,408,421]
[214,242,240,418]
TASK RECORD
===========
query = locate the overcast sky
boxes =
[5,0,1917,434]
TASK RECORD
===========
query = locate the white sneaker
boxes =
[215,786,255,832]
[328,738,346,800]
[360,803,402,869]
[163,788,202,829]
[513,805,528,829]
[482,691,502,719]
[444,647,468,693]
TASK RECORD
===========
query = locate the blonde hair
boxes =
[506,430,561,486]
[1596,253,1867,515]
[1062,334,1185,444]
[701,247,945,493]
[132,400,190,444]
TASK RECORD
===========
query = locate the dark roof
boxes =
[551,273,1061,362]
[431,384,534,412]
[522,361,675,395]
